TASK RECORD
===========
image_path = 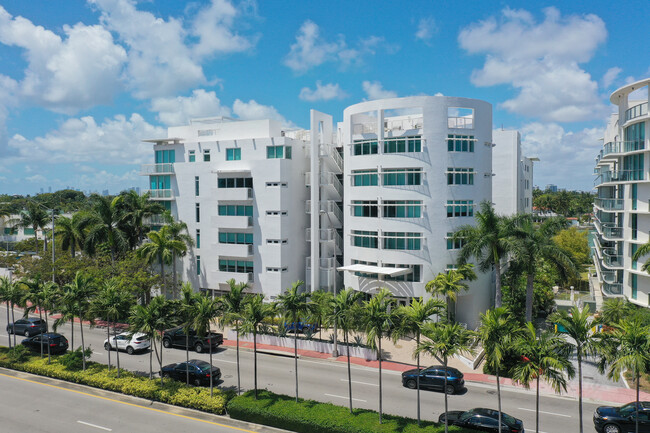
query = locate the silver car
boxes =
[7,318,48,337]
[104,332,151,355]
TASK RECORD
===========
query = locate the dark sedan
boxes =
[439,408,524,433]
[7,317,47,336]
[593,401,650,433]
[162,326,223,353]
[160,359,221,387]
[21,333,68,355]
[401,365,464,394]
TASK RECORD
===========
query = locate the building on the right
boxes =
[492,129,537,215]
[594,78,649,304]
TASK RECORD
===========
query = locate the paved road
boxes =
[0,305,606,433]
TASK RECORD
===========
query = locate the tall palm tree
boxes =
[191,293,221,396]
[329,288,362,414]
[63,272,96,370]
[221,278,248,395]
[130,296,171,382]
[6,278,25,349]
[240,295,276,399]
[163,212,193,295]
[512,322,575,433]
[137,225,185,296]
[0,277,13,348]
[180,282,197,385]
[455,200,513,308]
[85,195,129,263]
[509,215,576,322]
[12,202,49,254]
[55,212,90,258]
[310,289,334,341]
[596,317,650,433]
[117,190,164,249]
[392,297,445,425]
[360,288,396,424]
[477,307,520,433]
[53,282,78,353]
[426,264,477,322]
[417,322,475,433]
[20,276,46,326]
[277,280,310,403]
[40,281,60,331]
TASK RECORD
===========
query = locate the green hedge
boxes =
[0,347,226,414]
[227,390,473,433]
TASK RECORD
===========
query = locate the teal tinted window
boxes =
[24,228,35,235]
[447,168,474,185]
[383,232,421,250]
[632,244,638,270]
[353,139,379,155]
[267,146,290,159]
[383,200,421,218]
[632,184,638,210]
[447,135,475,152]
[195,176,199,196]
[446,200,474,217]
[226,148,241,161]
[351,230,378,248]
[384,136,422,153]
[218,205,253,216]
[352,170,378,186]
[149,175,170,190]
[219,260,253,273]
[632,274,638,299]
[383,168,421,186]
[632,213,638,240]
[197,256,201,275]
[219,232,253,244]
[196,230,200,249]
[155,150,175,163]
[189,150,195,162]
[218,177,252,188]
[352,201,378,217]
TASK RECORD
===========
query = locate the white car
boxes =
[104,332,150,355]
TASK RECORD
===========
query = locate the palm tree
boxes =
[191,293,221,396]
[329,288,362,414]
[0,277,13,348]
[596,317,650,433]
[55,212,90,258]
[310,289,334,341]
[130,295,171,382]
[277,280,310,403]
[417,322,475,433]
[40,281,60,331]
[512,322,575,433]
[360,288,396,424]
[53,283,78,353]
[426,264,477,322]
[117,190,164,249]
[509,215,577,321]
[12,202,49,254]
[179,282,197,385]
[599,297,634,326]
[240,295,276,399]
[137,225,185,296]
[85,195,129,263]
[221,278,248,395]
[477,307,520,433]
[63,272,96,370]
[455,200,513,308]
[163,212,193,295]
[20,276,47,326]
[6,278,25,349]
[632,239,650,272]
[392,297,445,425]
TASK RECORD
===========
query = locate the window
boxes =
[383,200,421,218]
[351,230,378,249]
[352,259,378,278]
[226,148,241,161]
[196,256,201,275]
[632,274,638,299]
[265,210,287,216]
[219,260,253,273]
[383,136,422,153]
[195,203,200,222]
[266,267,288,272]
[383,232,421,250]
[632,184,638,210]
[219,232,253,244]
[24,228,35,235]
[448,107,474,129]
[188,150,195,162]
[149,175,170,190]
[218,205,253,216]
[155,149,175,163]
[383,168,422,186]
[632,213,638,240]
[267,239,288,244]
[218,177,253,188]
[446,200,474,217]
[352,169,378,186]
[196,229,200,249]
[4,227,16,235]
[383,264,421,282]
[447,168,474,185]
[353,139,378,155]
[352,200,378,217]
[446,232,466,250]
[447,135,475,152]
[267,145,291,159]
[195,176,199,196]
[266,182,287,187]
[203,149,211,162]
[632,244,639,270]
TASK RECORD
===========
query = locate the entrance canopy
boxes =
[337,264,411,277]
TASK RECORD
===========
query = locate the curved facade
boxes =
[341,96,493,327]
[594,78,650,305]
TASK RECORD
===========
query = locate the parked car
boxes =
[593,401,650,433]
[160,359,221,386]
[284,321,318,334]
[104,332,150,355]
[401,365,465,394]
[161,326,224,353]
[21,333,68,355]
[7,317,47,336]
[439,408,524,433]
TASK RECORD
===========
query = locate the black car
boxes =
[160,359,221,386]
[21,333,69,355]
[594,401,650,433]
[7,317,48,336]
[439,408,524,433]
[401,365,465,394]
[162,326,224,353]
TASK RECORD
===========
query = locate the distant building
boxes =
[545,184,558,192]
[492,130,537,215]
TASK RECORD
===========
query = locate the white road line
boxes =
[340,378,378,387]
[324,393,367,402]
[517,407,571,417]
[215,359,237,364]
[77,420,112,431]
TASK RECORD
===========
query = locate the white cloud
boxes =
[299,81,348,102]
[602,67,622,88]
[232,99,295,127]
[415,17,436,42]
[0,6,127,113]
[25,174,47,184]
[459,7,608,122]
[191,0,255,57]
[362,81,397,100]
[151,89,231,126]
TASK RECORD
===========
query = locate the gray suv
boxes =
[7,318,48,337]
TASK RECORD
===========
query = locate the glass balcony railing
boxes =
[625,102,648,122]
[602,282,623,296]
[603,249,623,268]
[596,169,646,185]
[594,198,624,211]
[144,189,174,199]
[601,270,618,284]
[140,164,174,175]
[601,140,645,157]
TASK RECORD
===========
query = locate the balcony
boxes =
[594,197,624,211]
[601,270,618,284]
[143,214,166,226]
[213,271,254,284]
[144,189,174,200]
[215,243,253,257]
[305,256,342,290]
[603,249,623,269]
[602,282,624,297]
[305,172,343,199]
[306,200,343,227]
[212,215,253,229]
[214,188,253,201]
[140,163,174,175]
[600,140,645,160]
[625,102,648,122]
[595,170,647,186]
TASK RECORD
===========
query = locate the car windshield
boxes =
[620,403,638,416]
[195,361,212,371]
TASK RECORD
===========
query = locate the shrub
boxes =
[6,345,30,364]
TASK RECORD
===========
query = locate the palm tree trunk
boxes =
[416,332,421,426]
[114,321,121,378]
[577,347,583,433]
[497,367,502,433]
[209,341,214,397]
[160,258,166,297]
[34,232,38,255]
[71,244,75,259]
[253,330,258,400]
[159,337,164,386]
[378,337,383,424]
[186,332,190,385]
[11,302,16,349]
[106,323,111,371]
[636,370,640,433]
[80,320,86,371]
[294,327,299,403]
[70,318,74,350]
[345,330,353,414]
[536,376,540,433]
[236,323,241,395]
[6,302,11,349]
[444,356,449,433]
[494,260,502,308]
[172,252,177,295]
[525,273,534,322]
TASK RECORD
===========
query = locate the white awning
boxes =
[142,137,183,144]
[337,264,411,277]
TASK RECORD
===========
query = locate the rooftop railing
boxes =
[625,102,648,122]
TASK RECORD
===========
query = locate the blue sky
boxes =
[0,0,648,195]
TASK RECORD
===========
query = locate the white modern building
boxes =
[492,130,537,215]
[593,78,649,305]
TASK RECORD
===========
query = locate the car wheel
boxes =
[194,343,204,353]
[104,342,111,351]
[162,372,170,379]
[445,384,455,395]
[126,346,134,355]
[24,329,31,337]
[162,339,172,348]
[193,378,202,386]
[405,379,416,389]
[603,424,621,433]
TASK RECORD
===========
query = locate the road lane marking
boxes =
[324,393,366,402]
[517,407,571,417]
[0,373,261,433]
[215,359,237,364]
[340,378,378,387]
[77,420,112,431]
